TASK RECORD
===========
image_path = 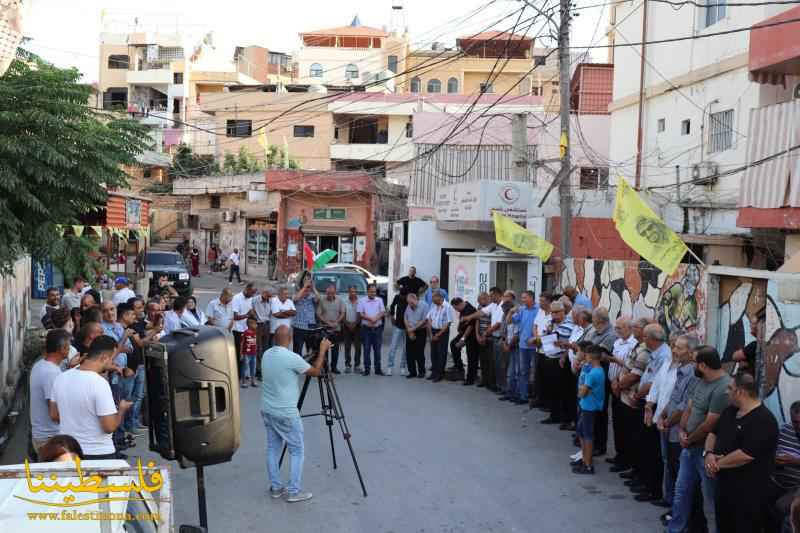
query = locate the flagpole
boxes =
[685,246,706,267]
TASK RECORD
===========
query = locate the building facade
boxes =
[608,0,798,266]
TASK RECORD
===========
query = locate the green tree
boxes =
[0,53,152,276]
[169,143,218,178]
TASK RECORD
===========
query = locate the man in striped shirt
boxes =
[426,290,454,383]
[540,301,574,425]
[769,401,800,531]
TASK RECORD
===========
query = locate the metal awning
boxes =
[748,5,800,85]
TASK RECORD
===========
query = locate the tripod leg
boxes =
[327,376,368,497]
[280,374,313,468]
[319,376,337,469]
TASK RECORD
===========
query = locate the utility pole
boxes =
[557,0,572,260]
[511,113,528,183]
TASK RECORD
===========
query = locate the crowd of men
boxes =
[30,268,800,527]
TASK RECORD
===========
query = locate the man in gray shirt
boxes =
[30,329,71,453]
[667,346,731,533]
[404,294,429,378]
[316,284,345,373]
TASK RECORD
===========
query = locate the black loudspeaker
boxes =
[144,326,240,467]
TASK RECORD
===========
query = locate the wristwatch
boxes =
[702,449,714,458]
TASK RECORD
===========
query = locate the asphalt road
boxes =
[23,274,661,532]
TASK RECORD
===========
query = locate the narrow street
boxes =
[138,353,659,533]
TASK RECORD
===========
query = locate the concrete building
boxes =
[736,7,800,263]
[294,15,409,88]
[607,0,798,267]
[402,32,559,110]
[234,45,292,85]
[266,169,380,276]
[173,174,277,278]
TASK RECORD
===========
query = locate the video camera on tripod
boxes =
[303,326,338,364]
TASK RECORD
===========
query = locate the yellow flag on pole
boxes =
[492,211,554,261]
[258,129,269,158]
[612,178,688,275]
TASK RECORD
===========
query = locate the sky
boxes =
[22,0,608,83]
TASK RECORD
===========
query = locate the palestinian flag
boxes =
[303,242,338,271]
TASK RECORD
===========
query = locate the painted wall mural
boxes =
[0,257,32,420]
[714,277,766,364]
[762,280,800,425]
[555,258,707,340]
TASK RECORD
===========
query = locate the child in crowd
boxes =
[240,317,259,387]
[573,344,606,475]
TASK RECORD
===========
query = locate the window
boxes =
[427,79,442,93]
[309,63,323,78]
[531,86,541,96]
[294,125,315,138]
[702,0,726,28]
[173,72,183,84]
[479,82,494,94]
[388,55,398,73]
[210,195,221,209]
[313,208,346,220]
[657,118,665,133]
[534,55,547,66]
[108,54,129,69]
[143,167,152,179]
[681,119,691,135]
[447,77,459,94]
[708,109,734,153]
[345,64,359,80]
[410,77,421,93]
[579,167,610,190]
[226,119,252,137]
[406,121,413,138]
[102,88,127,110]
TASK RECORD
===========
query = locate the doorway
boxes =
[319,236,340,256]
[439,248,473,292]
[495,261,528,297]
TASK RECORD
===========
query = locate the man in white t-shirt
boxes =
[232,283,258,362]
[112,276,136,306]
[50,335,132,459]
[30,329,71,453]
[228,248,242,285]
[270,287,296,335]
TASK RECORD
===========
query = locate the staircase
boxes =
[151,229,191,252]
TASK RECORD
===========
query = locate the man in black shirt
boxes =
[704,372,778,533]
[387,286,409,375]
[450,298,479,384]
[732,319,760,375]
[397,266,427,298]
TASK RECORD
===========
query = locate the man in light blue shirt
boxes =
[511,290,540,404]
[260,326,328,503]
[564,286,592,311]
[423,277,448,306]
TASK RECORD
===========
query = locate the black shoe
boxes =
[332,369,341,375]
[605,456,621,465]
[540,418,559,425]
[476,383,486,388]
[559,422,572,431]
[624,479,643,487]
[499,396,513,401]
[530,401,546,408]
[406,374,418,379]
[361,370,371,376]
[432,377,443,383]
[463,380,474,386]
[593,449,605,457]
[426,375,434,380]
[634,493,659,502]
[610,464,631,473]
[650,499,671,508]
[572,464,595,475]
[375,370,385,376]
[512,398,527,405]
[619,471,637,479]
[629,485,649,495]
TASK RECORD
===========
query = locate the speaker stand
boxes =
[196,464,208,530]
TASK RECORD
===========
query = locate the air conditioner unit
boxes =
[691,161,719,186]
[222,210,237,223]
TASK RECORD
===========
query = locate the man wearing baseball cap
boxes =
[112,276,136,305]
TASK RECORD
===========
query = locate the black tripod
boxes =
[279,364,368,497]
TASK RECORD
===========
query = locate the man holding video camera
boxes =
[261,325,331,503]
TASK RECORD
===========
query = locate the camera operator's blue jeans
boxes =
[387,326,406,369]
[667,446,717,533]
[261,411,304,495]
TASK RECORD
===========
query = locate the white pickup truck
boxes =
[0,459,172,532]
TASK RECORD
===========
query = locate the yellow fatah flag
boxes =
[258,129,269,157]
[559,132,568,159]
[493,211,554,262]
[612,178,688,275]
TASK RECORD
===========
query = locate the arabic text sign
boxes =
[434,180,533,223]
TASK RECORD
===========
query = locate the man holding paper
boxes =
[540,301,574,425]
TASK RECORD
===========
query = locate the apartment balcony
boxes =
[748,5,800,85]
[737,99,800,229]
[330,141,414,162]
[126,69,172,87]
